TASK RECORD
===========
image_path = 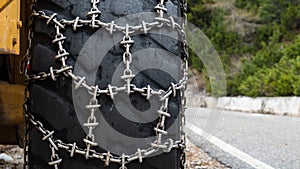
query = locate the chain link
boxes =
[23,104,30,169]
[22,1,37,168]
[87,0,101,28]
[179,0,188,167]
[23,0,188,168]
[84,85,100,159]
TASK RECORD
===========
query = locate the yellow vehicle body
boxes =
[0,0,26,145]
[0,0,22,55]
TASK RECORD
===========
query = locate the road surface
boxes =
[185,107,300,169]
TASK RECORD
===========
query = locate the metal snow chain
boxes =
[26,112,185,164]
[152,98,170,149]
[23,1,37,168]
[23,0,188,168]
[31,10,183,35]
[155,0,168,18]
[88,0,101,28]
[49,145,62,169]
[19,28,33,75]
[84,85,100,159]
[179,0,189,166]
[25,11,184,82]
[23,100,30,169]
[121,26,135,95]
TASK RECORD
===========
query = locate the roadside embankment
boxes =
[187,96,300,116]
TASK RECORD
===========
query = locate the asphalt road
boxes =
[185,107,300,169]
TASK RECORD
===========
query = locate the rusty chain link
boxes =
[22,0,188,168]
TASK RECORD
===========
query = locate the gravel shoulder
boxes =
[185,139,229,169]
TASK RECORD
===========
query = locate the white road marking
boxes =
[251,113,264,117]
[186,122,275,169]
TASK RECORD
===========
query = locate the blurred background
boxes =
[187,0,300,97]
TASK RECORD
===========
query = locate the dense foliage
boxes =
[187,0,300,97]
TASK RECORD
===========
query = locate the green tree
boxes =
[188,0,300,97]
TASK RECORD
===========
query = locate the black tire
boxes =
[28,0,184,168]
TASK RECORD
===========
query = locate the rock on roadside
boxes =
[0,145,23,169]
